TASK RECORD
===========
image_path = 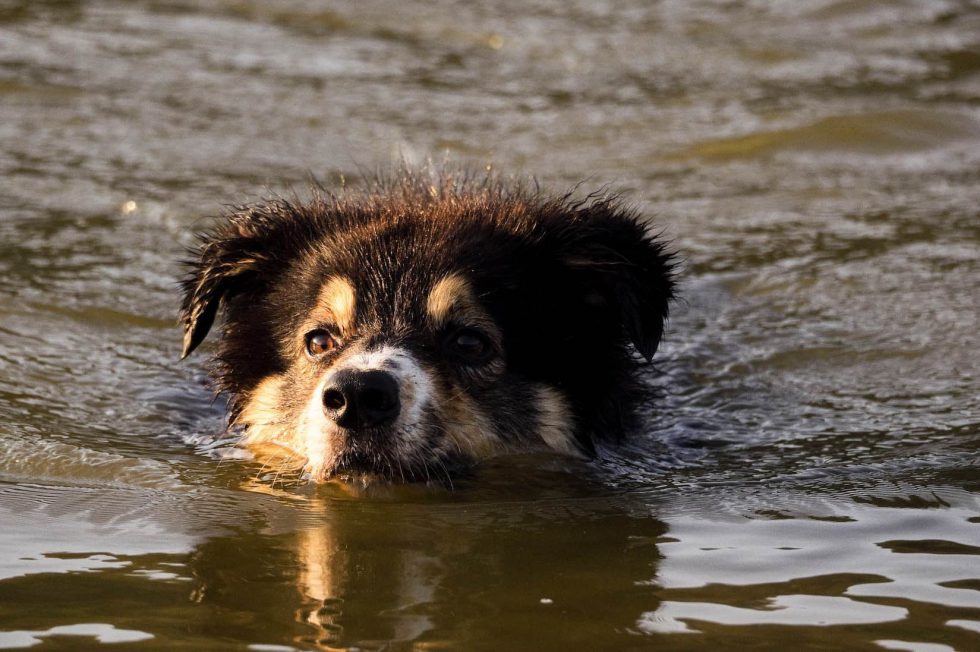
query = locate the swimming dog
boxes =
[179,170,674,484]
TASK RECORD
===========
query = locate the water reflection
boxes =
[2,476,979,649]
[645,503,980,648]
[188,493,667,650]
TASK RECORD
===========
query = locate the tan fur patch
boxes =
[239,375,288,445]
[426,273,474,327]
[439,386,501,458]
[238,374,308,478]
[316,276,357,335]
[534,385,581,456]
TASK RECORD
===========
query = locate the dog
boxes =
[179,170,675,484]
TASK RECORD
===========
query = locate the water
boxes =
[1,0,978,649]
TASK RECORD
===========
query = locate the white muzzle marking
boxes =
[297,346,434,479]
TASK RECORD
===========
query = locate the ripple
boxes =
[673,110,980,160]
[0,435,181,490]
[0,624,153,649]
[639,595,907,632]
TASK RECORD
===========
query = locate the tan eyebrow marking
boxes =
[316,276,357,335]
[426,273,475,327]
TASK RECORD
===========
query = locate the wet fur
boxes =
[179,169,675,483]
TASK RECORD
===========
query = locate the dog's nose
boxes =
[322,369,401,430]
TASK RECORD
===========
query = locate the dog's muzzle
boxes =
[322,369,401,431]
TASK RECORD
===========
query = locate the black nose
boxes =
[322,369,401,430]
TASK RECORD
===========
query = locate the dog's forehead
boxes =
[293,216,514,334]
[306,266,480,334]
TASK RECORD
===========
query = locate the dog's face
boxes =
[180,176,674,483]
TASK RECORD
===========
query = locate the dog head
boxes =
[180,173,674,483]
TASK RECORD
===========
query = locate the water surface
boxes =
[1,1,979,650]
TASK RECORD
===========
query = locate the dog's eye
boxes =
[305,330,337,357]
[447,328,492,362]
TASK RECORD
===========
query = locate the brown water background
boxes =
[1,1,979,650]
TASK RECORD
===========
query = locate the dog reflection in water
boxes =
[187,490,667,649]
[296,520,438,645]
[180,169,674,485]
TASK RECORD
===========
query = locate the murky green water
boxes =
[1,0,979,649]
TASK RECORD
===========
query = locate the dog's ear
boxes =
[557,205,675,361]
[179,213,273,359]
